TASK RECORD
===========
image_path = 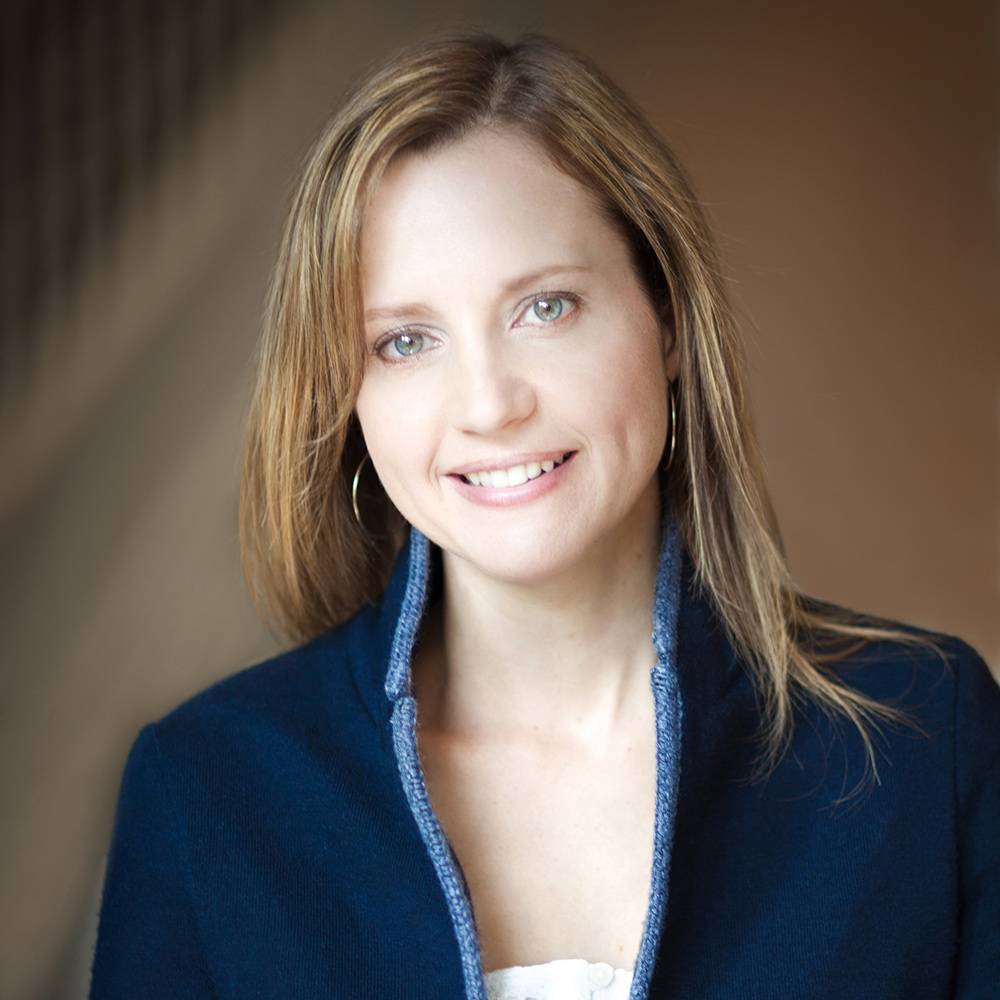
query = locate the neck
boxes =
[412,481,664,749]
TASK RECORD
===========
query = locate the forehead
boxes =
[359,129,624,302]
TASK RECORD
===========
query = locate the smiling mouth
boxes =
[454,451,576,488]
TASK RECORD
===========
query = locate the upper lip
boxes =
[446,450,575,476]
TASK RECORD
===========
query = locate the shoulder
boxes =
[793,593,999,773]
[797,591,996,703]
[736,592,999,815]
[143,602,386,766]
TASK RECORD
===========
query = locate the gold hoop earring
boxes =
[352,453,370,527]
[663,379,678,472]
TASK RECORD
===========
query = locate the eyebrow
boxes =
[363,264,592,323]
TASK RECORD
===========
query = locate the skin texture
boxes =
[354,126,681,970]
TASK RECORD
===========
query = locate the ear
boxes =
[660,307,681,382]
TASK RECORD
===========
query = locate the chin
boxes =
[444,519,593,582]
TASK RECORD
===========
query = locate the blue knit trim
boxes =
[385,521,435,702]
[385,525,487,998]
[385,510,684,1000]
[629,508,684,999]
[390,697,487,998]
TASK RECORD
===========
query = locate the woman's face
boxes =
[354,127,678,583]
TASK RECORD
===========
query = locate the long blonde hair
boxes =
[240,28,948,799]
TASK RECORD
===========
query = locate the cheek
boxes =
[354,383,401,475]
[353,374,378,425]
[589,316,667,394]
[609,366,667,430]
[587,326,668,454]
[354,378,439,489]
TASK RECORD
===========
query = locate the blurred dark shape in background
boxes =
[2,0,279,370]
[1,0,284,522]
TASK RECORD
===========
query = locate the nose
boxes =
[447,336,536,436]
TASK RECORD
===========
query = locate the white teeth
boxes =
[463,453,571,488]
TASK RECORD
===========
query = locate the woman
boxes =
[89,29,999,1000]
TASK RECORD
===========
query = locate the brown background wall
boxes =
[1,1,996,997]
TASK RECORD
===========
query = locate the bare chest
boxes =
[416,719,658,975]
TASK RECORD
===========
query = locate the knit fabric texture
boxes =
[88,508,1000,998]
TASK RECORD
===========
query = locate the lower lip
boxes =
[447,452,578,508]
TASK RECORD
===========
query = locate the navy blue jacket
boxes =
[89,511,1000,998]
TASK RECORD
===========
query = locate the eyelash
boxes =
[370,290,582,365]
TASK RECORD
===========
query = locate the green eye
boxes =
[377,331,426,359]
[531,297,565,322]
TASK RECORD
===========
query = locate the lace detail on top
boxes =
[484,958,634,1000]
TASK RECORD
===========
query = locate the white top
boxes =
[484,958,634,1000]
